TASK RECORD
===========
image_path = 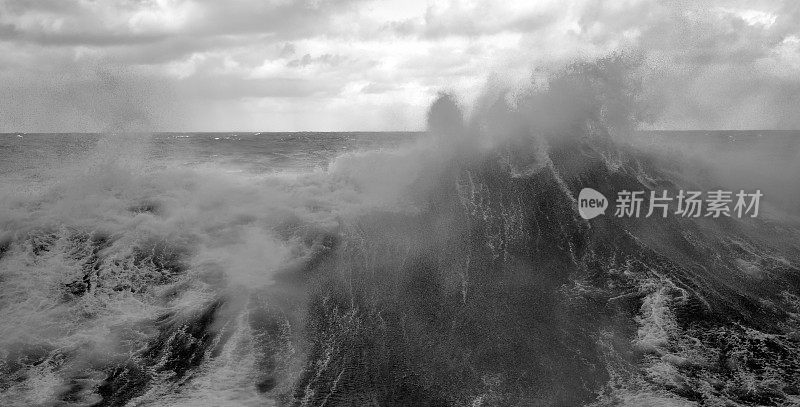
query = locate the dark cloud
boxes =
[0,0,799,131]
[0,0,361,54]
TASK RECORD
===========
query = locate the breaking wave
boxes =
[1,54,800,406]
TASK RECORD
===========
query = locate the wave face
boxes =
[286,135,800,406]
[2,60,800,406]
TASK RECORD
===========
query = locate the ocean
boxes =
[0,130,799,406]
[0,132,421,191]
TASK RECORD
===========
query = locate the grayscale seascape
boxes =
[2,1,800,406]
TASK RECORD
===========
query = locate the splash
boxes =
[1,54,800,406]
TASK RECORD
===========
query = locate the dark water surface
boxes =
[0,131,799,406]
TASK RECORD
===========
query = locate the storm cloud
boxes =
[1,0,798,131]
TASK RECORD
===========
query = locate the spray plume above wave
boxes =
[1,54,800,407]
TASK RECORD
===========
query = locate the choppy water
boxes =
[0,130,799,406]
[0,132,419,190]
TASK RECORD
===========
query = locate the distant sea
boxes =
[1,130,797,181]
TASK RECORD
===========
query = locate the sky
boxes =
[1,0,799,132]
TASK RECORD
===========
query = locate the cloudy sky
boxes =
[1,0,799,132]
